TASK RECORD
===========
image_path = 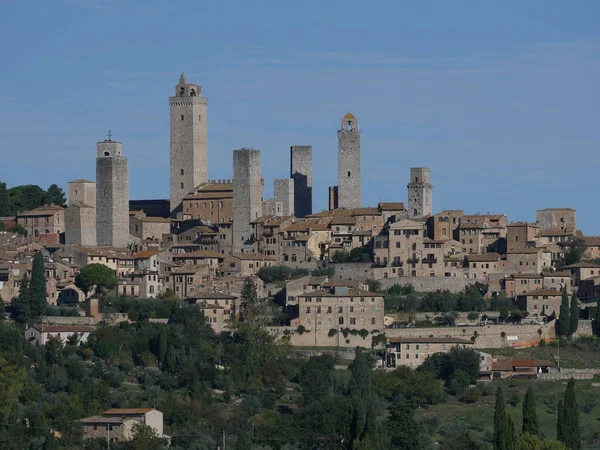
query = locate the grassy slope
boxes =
[481,345,600,369]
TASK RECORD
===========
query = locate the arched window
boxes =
[190,88,196,96]
[375,241,382,249]
[346,120,353,131]
[347,171,351,177]
[104,151,110,156]
[149,285,155,294]
[180,168,184,175]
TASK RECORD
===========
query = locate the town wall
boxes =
[379,276,487,293]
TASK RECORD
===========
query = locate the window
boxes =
[180,168,184,175]
[371,317,376,325]
[350,317,356,325]
[316,306,321,313]
[396,242,401,248]
[199,115,202,121]
[181,115,184,120]
[339,317,344,325]
[306,307,310,313]
[181,182,184,189]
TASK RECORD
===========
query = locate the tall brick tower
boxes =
[407,167,432,219]
[170,73,208,214]
[337,112,361,209]
[233,149,262,253]
[290,145,312,217]
[96,137,129,248]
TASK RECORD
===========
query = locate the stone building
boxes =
[407,167,432,219]
[96,139,129,248]
[170,73,208,213]
[516,289,563,318]
[187,292,238,332]
[68,179,96,207]
[129,211,171,241]
[536,208,576,232]
[337,113,361,209]
[507,222,540,249]
[182,180,233,223]
[81,408,164,444]
[427,210,463,241]
[386,337,474,370]
[262,198,283,217]
[232,148,262,253]
[17,205,65,240]
[65,203,96,247]
[274,178,294,216]
[290,145,312,218]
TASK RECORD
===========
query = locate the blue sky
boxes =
[1,1,600,232]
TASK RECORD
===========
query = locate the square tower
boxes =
[96,140,129,248]
[65,204,97,247]
[338,112,361,209]
[274,178,294,217]
[68,179,96,207]
[290,145,312,217]
[233,149,262,253]
[407,167,432,219]
[170,73,208,214]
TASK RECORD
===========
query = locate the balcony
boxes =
[391,260,403,267]
[422,257,438,264]
[406,257,420,264]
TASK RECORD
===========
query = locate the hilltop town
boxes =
[1,74,600,449]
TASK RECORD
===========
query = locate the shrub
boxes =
[328,329,337,337]
[459,387,482,404]
[311,267,335,277]
[296,325,306,335]
[358,329,369,339]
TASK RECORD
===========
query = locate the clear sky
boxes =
[1,1,599,232]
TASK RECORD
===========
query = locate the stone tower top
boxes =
[175,72,202,98]
[339,112,359,133]
[97,140,123,158]
[409,167,431,185]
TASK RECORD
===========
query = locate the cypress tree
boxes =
[12,275,31,324]
[596,305,600,337]
[497,412,517,450]
[522,386,539,436]
[559,286,570,338]
[494,386,505,449]
[558,378,581,450]
[158,327,167,366]
[569,291,579,336]
[557,400,565,443]
[29,251,47,320]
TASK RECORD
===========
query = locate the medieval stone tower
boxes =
[65,179,97,247]
[274,178,294,217]
[290,145,312,217]
[170,73,208,213]
[96,139,129,248]
[337,112,361,209]
[233,148,262,253]
[407,167,432,219]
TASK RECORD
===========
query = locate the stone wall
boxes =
[385,320,556,349]
[407,167,432,219]
[573,319,593,338]
[537,368,600,381]
[329,262,373,281]
[379,276,486,293]
[337,114,361,209]
[290,145,313,218]
[65,204,96,247]
[269,326,382,349]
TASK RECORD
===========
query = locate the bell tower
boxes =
[170,73,208,214]
[337,112,361,209]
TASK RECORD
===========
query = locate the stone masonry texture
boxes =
[407,167,432,219]
[338,113,361,209]
[290,145,312,218]
[274,178,294,217]
[233,149,262,253]
[68,180,96,207]
[96,141,129,248]
[65,204,97,247]
[170,74,208,213]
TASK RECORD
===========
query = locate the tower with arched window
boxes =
[407,167,433,219]
[337,112,361,209]
[170,73,208,214]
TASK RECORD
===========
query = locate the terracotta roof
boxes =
[68,202,95,209]
[232,253,275,261]
[188,292,237,300]
[132,250,163,259]
[330,216,357,225]
[564,262,600,269]
[352,230,372,236]
[460,222,484,229]
[541,271,571,277]
[352,207,380,216]
[310,223,330,231]
[537,229,575,237]
[136,216,171,223]
[17,205,65,217]
[517,288,562,297]
[508,221,535,227]
[174,250,223,259]
[31,325,95,333]
[582,236,600,246]
[507,247,542,254]
[491,358,514,371]
[81,415,128,424]
[509,273,543,279]
[512,359,552,368]
[194,182,233,192]
[170,265,209,275]
[299,288,382,298]
[103,408,153,415]
[388,337,473,345]
[378,202,405,210]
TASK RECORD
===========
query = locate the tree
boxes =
[0,357,26,422]
[467,311,480,322]
[300,354,335,404]
[0,182,11,216]
[387,400,422,450]
[11,275,31,324]
[522,386,539,436]
[238,277,280,326]
[129,423,166,450]
[557,379,581,450]
[235,431,252,450]
[331,249,349,263]
[30,252,47,319]
[558,237,586,267]
[494,386,506,450]
[497,411,517,450]
[75,263,118,296]
[45,184,66,207]
[517,433,568,450]
[558,287,570,338]
[365,278,381,292]
[596,305,600,338]
[348,348,373,398]
[569,291,579,336]
[8,184,47,213]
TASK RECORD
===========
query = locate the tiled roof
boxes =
[537,207,575,211]
[17,204,65,217]
[541,271,571,277]
[465,253,501,262]
[174,250,223,259]
[103,408,153,415]
[132,250,163,259]
[232,253,275,261]
[31,325,95,333]
[188,292,237,300]
[330,216,357,225]
[378,202,405,210]
[517,288,562,297]
[507,247,542,254]
[564,262,600,269]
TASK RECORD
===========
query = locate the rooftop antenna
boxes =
[107,129,113,141]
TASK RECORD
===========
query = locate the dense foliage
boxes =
[257,266,309,283]
[0,182,66,216]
